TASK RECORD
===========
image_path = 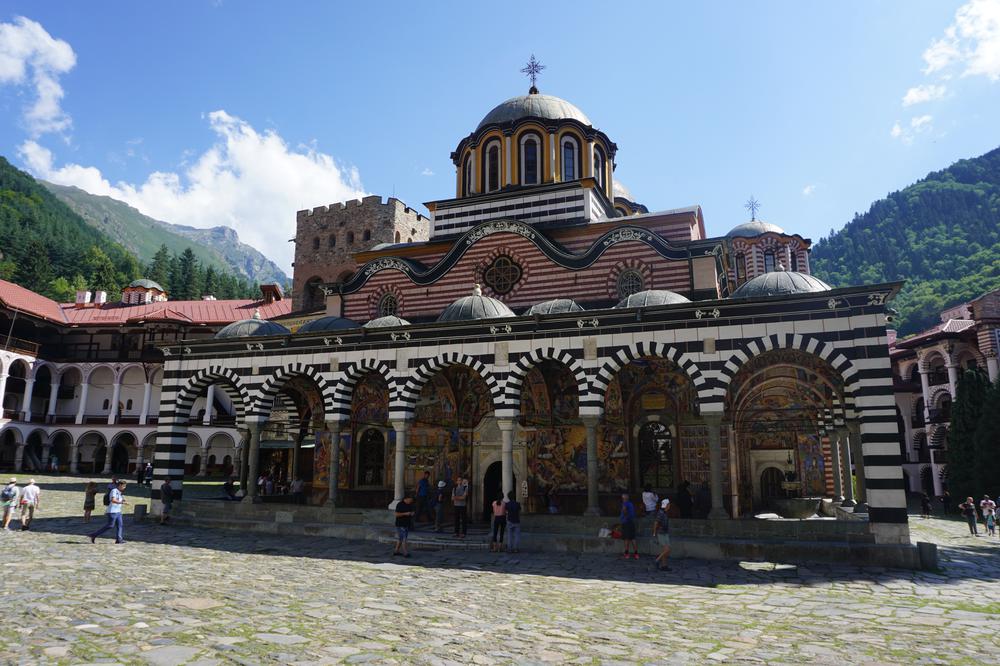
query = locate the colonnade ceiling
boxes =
[603,357,695,425]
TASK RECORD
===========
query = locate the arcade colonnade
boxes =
[152,302,910,545]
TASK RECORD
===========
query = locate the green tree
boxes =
[0,258,16,281]
[86,246,121,296]
[203,266,219,299]
[148,244,171,288]
[174,248,200,300]
[972,379,1000,492]
[946,369,991,498]
[48,276,75,302]
[16,238,54,295]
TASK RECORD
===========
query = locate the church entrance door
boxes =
[482,461,515,522]
[760,467,784,508]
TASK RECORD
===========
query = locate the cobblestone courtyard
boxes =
[2,475,998,665]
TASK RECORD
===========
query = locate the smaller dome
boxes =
[438,284,516,322]
[215,318,290,339]
[614,290,691,309]
[364,315,411,329]
[526,299,584,316]
[128,278,165,291]
[726,219,786,238]
[297,316,359,334]
[731,271,832,299]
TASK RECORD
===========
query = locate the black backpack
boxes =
[102,490,111,506]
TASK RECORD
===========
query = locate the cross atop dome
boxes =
[520,54,545,94]
[744,196,761,221]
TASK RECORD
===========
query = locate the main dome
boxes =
[477,92,592,130]
[726,220,786,238]
[731,271,832,299]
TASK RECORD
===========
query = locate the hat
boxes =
[7,478,15,484]
[437,481,446,488]
[661,499,670,508]
[28,479,35,485]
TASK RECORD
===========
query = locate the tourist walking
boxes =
[433,480,446,532]
[452,477,469,538]
[505,491,522,553]
[144,463,153,487]
[18,479,40,530]
[393,495,415,558]
[641,484,658,515]
[920,493,932,519]
[959,497,979,536]
[83,481,98,522]
[415,471,432,526]
[490,493,507,552]
[979,495,996,532]
[652,498,672,571]
[1,478,19,530]
[89,480,127,544]
[159,478,174,525]
[940,490,952,515]
[620,493,638,559]
[988,512,996,537]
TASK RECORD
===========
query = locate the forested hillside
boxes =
[811,147,1000,335]
[0,156,258,302]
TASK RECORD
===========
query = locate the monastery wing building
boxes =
[152,85,911,552]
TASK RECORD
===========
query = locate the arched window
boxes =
[735,253,747,281]
[312,237,320,250]
[520,135,540,185]
[462,154,472,197]
[593,146,606,189]
[328,235,336,249]
[378,293,399,317]
[102,399,110,410]
[394,231,401,243]
[485,141,501,193]
[617,270,644,299]
[347,231,355,245]
[561,136,579,181]
[790,250,799,272]
[763,251,776,273]
[363,229,371,242]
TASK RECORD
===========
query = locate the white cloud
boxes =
[889,115,934,144]
[890,122,903,139]
[902,83,947,106]
[922,0,1000,80]
[0,16,76,136]
[20,111,366,271]
[801,184,816,196]
[910,114,933,129]
[420,167,434,176]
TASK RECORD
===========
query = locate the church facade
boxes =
[152,84,909,546]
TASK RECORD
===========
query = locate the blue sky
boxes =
[2,1,999,272]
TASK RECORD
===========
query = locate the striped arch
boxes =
[501,348,589,418]
[250,362,336,420]
[717,333,858,410]
[928,385,952,409]
[395,353,502,419]
[332,358,395,422]
[590,341,707,416]
[173,366,251,427]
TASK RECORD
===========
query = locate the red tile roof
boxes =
[894,318,976,348]
[0,279,292,327]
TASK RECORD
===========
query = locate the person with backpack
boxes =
[89,480,128,544]
[1,478,19,530]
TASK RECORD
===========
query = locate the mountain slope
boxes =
[42,181,288,286]
[811,147,1000,336]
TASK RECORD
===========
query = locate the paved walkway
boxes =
[2,474,998,664]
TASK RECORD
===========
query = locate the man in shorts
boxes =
[18,479,40,530]
[393,494,415,558]
[620,493,638,559]
[1,478,19,530]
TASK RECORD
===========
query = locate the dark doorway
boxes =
[760,467,784,507]
[111,443,130,474]
[191,454,202,476]
[482,461,515,522]
[638,421,673,490]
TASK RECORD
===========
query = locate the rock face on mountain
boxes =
[41,181,289,287]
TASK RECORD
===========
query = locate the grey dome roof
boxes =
[525,298,584,316]
[731,271,832,299]
[438,286,516,322]
[364,315,411,329]
[296,316,359,334]
[214,318,290,339]
[614,290,691,309]
[726,219,786,238]
[478,93,592,130]
[128,278,165,291]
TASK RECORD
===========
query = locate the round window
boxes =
[617,270,644,299]
[483,256,522,295]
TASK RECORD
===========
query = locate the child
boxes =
[987,512,996,537]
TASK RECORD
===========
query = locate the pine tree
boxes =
[946,369,991,499]
[203,266,219,298]
[48,276,75,302]
[174,248,200,300]
[972,379,1000,492]
[16,239,54,295]
[86,246,121,296]
[148,244,171,287]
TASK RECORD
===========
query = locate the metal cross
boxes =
[744,196,761,221]
[520,54,545,89]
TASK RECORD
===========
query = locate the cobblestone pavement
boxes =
[2,475,999,665]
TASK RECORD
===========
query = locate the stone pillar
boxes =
[13,442,24,471]
[135,442,144,470]
[389,420,410,509]
[238,429,250,495]
[848,421,867,505]
[75,380,89,425]
[70,441,79,474]
[101,440,113,475]
[829,432,844,502]
[203,384,215,425]
[325,421,342,507]
[586,139,595,178]
[469,148,477,194]
[107,378,122,425]
[918,365,931,422]
[22,377,35,421]
[498,418,515,498]
[705,414,728,519]
[946,362,959,400]
[245,422,262,502]
[41,443,51,469]
[138,380,152,425]
[548,131,556,182]
[987,351,999,383]
[837,427,855,506]
[197,445,210,477]
[0,373,8,417]
[583,416,601,516]
[504,134,512,186]
[46,379,60,423]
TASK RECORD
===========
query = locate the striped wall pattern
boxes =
[432,189,589,236]
[249,362,337,420]
[151,295,909,531]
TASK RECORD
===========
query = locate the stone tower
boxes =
[292,195,429,311]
